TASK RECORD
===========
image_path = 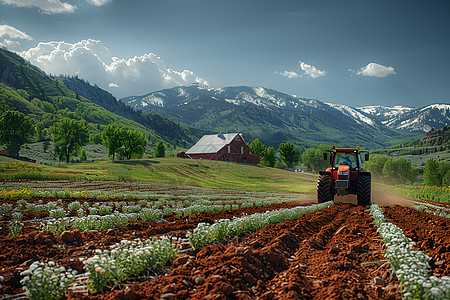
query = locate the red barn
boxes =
[184,133,260,164]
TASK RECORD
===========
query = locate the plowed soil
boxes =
[1,190,449,299]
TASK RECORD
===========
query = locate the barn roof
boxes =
[186,133,242,154]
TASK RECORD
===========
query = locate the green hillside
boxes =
[0,48,188,153]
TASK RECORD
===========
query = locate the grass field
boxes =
[0,156,317,194]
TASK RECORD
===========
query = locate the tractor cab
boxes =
[318,146,371,206]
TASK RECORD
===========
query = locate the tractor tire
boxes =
[357,175,371,206]
[317,174,334,203]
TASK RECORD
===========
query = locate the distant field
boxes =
[0,156,317,194]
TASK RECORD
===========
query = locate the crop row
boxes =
[187,201,334,250]
[1,180,298,200]
[81,237,177,292]
[369,204,450,299]
[414,202,450,219]
[1,196,291,236]
[19,236,177,299]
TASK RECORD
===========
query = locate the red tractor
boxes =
[317,146,371,206]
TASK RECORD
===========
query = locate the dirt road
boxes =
[296,185,433,208]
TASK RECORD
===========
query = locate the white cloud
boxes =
[21,39,209,98]
[86,0,111,6]
[3,0,76,14]
[276,70,301,79]
[356,62,396,77]
[0,39,24,52]
[0,25,33,52]
[0,25,33,40]
[298,61,326,78]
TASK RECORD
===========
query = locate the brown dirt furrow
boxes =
[67,203,404,300]
[68,203,346,300]
[265,205,402,300]
[0,201,309,296]
[384,205,450,277]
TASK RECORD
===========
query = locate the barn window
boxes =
[241,146,244,154]
[221,156,224,161]
[243,158,247,163]
[234,135,240,141]
[228,145,230,153]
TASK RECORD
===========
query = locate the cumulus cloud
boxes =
[86,0,111,6]
[0,25,33,52]
[356,62,396,77]
[21,39,209,98]
[0,25,33,40]
[275,70,301,79]
[3,0,76,14]
[298,61,326,78]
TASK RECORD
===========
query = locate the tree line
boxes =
[423,159,450,187]
[363,154,418,184]
[249,138,301,169]
[0,110,167,162]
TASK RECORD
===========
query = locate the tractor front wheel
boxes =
[317,174,334,203]
[357,175,371,206]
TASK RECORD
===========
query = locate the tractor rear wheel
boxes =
[317,174,334,203]
[357,175,371,206]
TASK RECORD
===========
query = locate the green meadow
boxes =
[0,156,317,194]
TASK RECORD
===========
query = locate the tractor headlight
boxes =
[338,170,349,176]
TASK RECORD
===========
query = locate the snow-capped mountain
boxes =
[355,104,450,132]
[124,84,326,111]
[357,105,414,123]
[326,103,377,126]
[122,84,449,136]
[121,84,429,147]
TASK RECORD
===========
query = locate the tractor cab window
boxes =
[334,153,357,169]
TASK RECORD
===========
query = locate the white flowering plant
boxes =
[369,204,450,300]
[67,201,81,212]
[8,220,23,236]
[187,201,334,250]
[139,208,163,222]
[20,261,76,300]
[82,236,177,292]
[40,218,70,235]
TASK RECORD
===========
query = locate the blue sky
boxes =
[1,0,449,107]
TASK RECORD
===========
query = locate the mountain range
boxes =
[120,84,449,148]
[1,46,448,151]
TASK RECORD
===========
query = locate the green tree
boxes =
[302,148,320,171]
[102,124,126,160]
[260,146,276,167]
[31,98,43,109]
[17,89,29,100]
[382,157,418,184]
[249,138,266,157]
[51,118,89,163]
[92,134,102,144]
[154,140,166,158]
[423,159,441,186]
[80,148,87,161]
[442,169,450,187]
[279,142,300,168]
[0,111,35,158]
[41,101,56,113]
[35,122,47,141]
[274,160,285,169]
[363,154,390,176]
[301,144,331,171]
[120,130,146,160]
